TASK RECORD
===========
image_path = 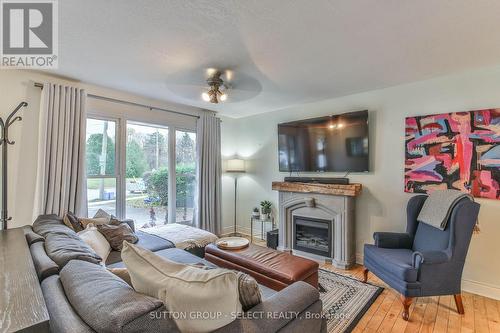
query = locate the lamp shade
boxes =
[226,159,246,172]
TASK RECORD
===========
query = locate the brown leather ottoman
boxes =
[205,243,319,291]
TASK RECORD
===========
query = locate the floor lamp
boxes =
[226,158,246,236]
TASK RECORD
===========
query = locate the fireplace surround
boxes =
[272,181,361,269]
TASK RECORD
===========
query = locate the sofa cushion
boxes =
[122,242,242,333]
[60,260,164,333]
[364,244,418,282]
[33,214,74,238]
[29,242,59,281]
[23,226,45,245]
[41,275,94,333]
[45,231,102,267]
[105,231,174,266]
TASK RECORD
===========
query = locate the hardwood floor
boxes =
[321,263,500,333]
[232,239,500,332]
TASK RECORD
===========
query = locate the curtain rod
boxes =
[33,82,200,119]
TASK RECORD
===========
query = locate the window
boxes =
[86,118,117,217]
[175,130,196,225]
[126,123,169,228]
[85,116,198,230]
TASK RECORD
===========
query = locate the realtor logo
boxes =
[1,0,58,68]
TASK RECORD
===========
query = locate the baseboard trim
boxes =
[219,226,252,237]
[355,252,500,301]
[461,279,500,300]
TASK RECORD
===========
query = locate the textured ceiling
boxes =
[53,0,500,118]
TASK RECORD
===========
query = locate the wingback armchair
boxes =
[363,195,480,321]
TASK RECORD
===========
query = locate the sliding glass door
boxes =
[125,123,169,228]
[85,117,197,229]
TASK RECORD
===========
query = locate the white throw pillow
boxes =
[77,226,111,264]
[121,242,242,333]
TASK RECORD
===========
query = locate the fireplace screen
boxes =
[293,216,332,257]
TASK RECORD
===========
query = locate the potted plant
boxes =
[260,200,272,220]
[252,207,260,219]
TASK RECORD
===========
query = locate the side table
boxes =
[250,216,275,243]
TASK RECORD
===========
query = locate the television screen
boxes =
[278,110,369,172]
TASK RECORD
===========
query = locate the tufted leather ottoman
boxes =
[205,243,319,291]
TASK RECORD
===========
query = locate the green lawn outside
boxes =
[87,178,116,189]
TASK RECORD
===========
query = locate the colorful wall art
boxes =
[405,109,500,199]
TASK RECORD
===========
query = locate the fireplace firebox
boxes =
[293,216,332,257]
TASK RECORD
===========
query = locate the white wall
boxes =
[221,65,500,299]
[0,70,201,229]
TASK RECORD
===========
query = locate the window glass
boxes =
[86,119,117,216]
[126,123,169,228]
[175,130,196,225]
[86,119,116,176]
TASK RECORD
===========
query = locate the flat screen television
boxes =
[278,110,369,172]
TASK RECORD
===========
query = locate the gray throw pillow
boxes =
[97,222,138,251]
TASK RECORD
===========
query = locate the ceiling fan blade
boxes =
[164,67,262,103]
[166,84,260,103]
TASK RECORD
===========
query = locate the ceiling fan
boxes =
[165,67,262,105]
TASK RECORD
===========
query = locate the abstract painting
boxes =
[405,109,500,199]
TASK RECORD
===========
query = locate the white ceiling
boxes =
[54,0,500,118]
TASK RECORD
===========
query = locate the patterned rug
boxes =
[319,268,383,333]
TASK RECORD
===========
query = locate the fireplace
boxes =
[293,216,332,257]
[274,181,359,269]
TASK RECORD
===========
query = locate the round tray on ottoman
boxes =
[215,237,249,250]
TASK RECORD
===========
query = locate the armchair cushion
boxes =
[364,244,418,282]
[373,232,413,249]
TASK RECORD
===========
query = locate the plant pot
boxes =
[252,212,260,219]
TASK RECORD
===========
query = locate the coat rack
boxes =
[0,102,28,230]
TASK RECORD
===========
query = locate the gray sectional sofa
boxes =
[25,215,326,333]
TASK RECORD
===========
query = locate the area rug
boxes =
[319,268,383,333]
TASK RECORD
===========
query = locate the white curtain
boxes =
[195,112,222,234]
[33,83,87,219]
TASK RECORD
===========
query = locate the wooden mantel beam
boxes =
[271,181,362,197]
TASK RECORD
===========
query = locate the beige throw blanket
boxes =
[141,223,218,249]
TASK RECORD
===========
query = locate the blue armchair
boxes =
[363,195,480,321]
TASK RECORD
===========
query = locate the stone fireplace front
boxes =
[272,181,361,269]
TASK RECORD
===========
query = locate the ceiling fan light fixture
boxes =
[201,92,210,102]
[202,71,229,104]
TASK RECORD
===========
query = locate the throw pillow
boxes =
[77,226,111,263]
[63,212,84,232]
[93,209,112,220]
[108,267,133,286]
[236,272,262,311]
[79,217,110,229]
[121,242,242,333]
[97,223,138,251]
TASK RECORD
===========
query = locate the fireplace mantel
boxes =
[272,181,360,269]
[271,181,362,197]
